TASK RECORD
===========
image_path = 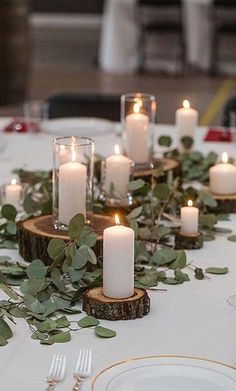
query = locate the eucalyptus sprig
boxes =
[0,213,115,346]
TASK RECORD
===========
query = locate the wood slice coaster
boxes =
[175,231,203,250]
[82,287,150,320]
[17,214,114,265]
[211,193,236,213]
[133,158,180,182]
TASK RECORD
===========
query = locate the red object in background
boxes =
[3,118,41,133]
[204,128,232,142]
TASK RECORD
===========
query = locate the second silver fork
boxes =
[73,349,92,391]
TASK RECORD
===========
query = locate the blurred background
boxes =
[0,0,236,126]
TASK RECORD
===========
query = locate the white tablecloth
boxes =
[1,119,236,390]
[99,0,213,73]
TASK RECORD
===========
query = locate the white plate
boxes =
[91,355,236,391]
[42,117,114,136]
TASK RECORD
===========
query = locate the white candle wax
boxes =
[175,100,199,140]
[125,104,149,163]
[181,200,199,235]
[209,152,236,195]
[103,216,134,299]
[105,145,132,197]
[59,161,87,225]
[5,179,22,210]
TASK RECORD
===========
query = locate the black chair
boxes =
[136,0,186,72]
[210,1,236,75]
[221,94,236,127]
[45,93,121,121]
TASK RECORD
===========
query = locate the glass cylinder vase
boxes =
[53,136,94,230]
[121,92,157,164]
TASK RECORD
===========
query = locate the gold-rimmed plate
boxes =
[90,355,236,391]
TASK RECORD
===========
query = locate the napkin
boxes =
[204,128,232,142]
[2,118,41,133]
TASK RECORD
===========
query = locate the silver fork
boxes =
[45,354,66,390]
[73,349,92,391]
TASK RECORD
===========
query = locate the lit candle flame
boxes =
[133,102,140,114]
[183,100,190,109]
[187,200,193,207]
[222,152,228,164]
[115,214,120,225]
[11,179,17,186]
[114,144,120,155]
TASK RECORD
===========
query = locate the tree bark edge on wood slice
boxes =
[175,231,203,250]
[82,286,150,320]
[17,214,114,265]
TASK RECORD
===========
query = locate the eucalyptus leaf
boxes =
[1,204,17,222]
[151,249,177,266]
[31,331,48,341]
[163,277,183,285]
[203,235,215,241]
[199,191,217,208]
[217,214,230,221]
[47,238,66,261]
[126,206,143,220]
[56,316,69,328]
[227,235,236,242]
[199,214,217,229]
[35,319,57,333]
[194,267,204,280]
[174,268,190,282]
[78,316,99,328]
[49,331,71,343]
[158,135,172,147]
[95,326,116,338]
[68,267,86,283]
[0,335,7,346]
[6,222,17,235]
[169,250,186,270]
[68,213,85,239]
[0,240,17,250]
[213,227,232,234]
[75,226,97,248]
[181,136,194,149]
[51,268,65,291]
[128,179,145,192]
[153,183,171,200]
[0,318,13,339]
[26,259,47,279]
[205,267,228,275]
[27,277,46,296]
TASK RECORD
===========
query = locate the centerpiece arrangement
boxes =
[0,92,234,346]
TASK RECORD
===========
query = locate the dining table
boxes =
[99,0,227,74]
[1,116,236,390]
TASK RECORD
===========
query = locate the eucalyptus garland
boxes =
[0,139,233,346]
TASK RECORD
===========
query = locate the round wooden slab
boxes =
[212,192,236,213]
[82,287,150,320]
[17,214,114,265]
[133,157,180,182]
[175,231,203,250]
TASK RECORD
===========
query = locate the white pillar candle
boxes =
[58,155,87,225]
[181,200,199,235]
[175,99,199,140]
[209,152,236,195]
[103,214,134,299]
[125,102,149,163]
[5,179,22,210]
[104,144,132,197]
